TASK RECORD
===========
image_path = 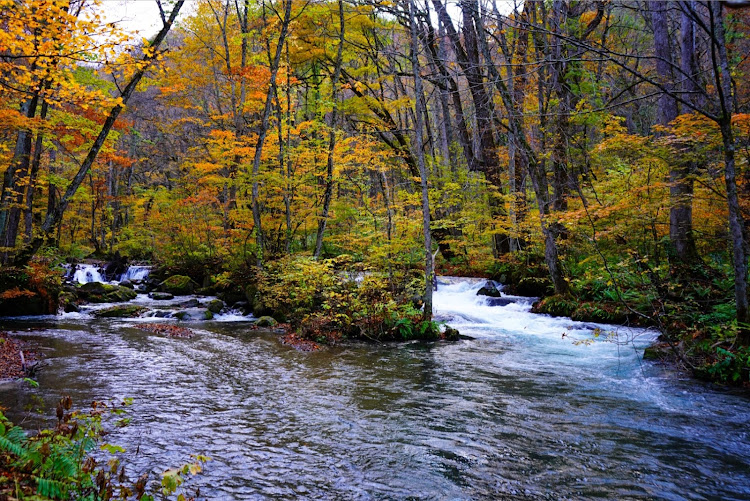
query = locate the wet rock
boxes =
[180,298,200,308]
[255,316,278,327]
[174,308,213,321]
[58,291,79,313]
[78,282,137,303]
[477,281,502,298]
[93,305,147,318]
[486,297,516,307]
[443,326,460,341]
[119,280,134,289]
[207,299,224,314]
[148,292,174,301]
[158,275,198,296]
[152,310,171,318]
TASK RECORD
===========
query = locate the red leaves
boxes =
[0,332,38,380]
[281,333,321,352]
[138,323,194,338]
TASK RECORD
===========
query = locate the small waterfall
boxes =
[72,264,106,284]
[119,265,151,282]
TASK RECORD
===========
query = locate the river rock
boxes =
[255,316,278,327]
[180,298,200,308]
[119,280,134,289]
[175,308,213,321]
[486,297,515,307]
[158,275,199,295]
[58,291,79,313]
[207,299,224,314]
[443,326,460,341]
[149,292,175,301]
[477,281,502,297]
[78,282,137,303]
[93,305,146,318]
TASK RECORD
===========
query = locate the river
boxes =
[1,277,749,500]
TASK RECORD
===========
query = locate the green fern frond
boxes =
[0,433,27,457]
[35,476,68,499]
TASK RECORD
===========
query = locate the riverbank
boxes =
[0,332,38,382]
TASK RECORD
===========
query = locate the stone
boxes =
[207,299,224,314]
[158,275,198,296]
[78,282,137,303]
[486,297,515,307]
[93,305,146,318]
[476,281,502,298]
[149,292,175,301]
[255,316,278,327]
[119,280,134,289]
[443,326,460,341]
[180,298,200,308]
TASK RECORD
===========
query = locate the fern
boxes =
[36,476,68,499]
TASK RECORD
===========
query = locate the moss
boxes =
[571,302,628,324]
[78,283,137,303]
[93,305,146,318]
[532,295,576,317]
[255,316,278,327]
[158,275,198,295]
[207,299,224,314]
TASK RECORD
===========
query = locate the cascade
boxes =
[119,265,151,282]
[72,264,106,284]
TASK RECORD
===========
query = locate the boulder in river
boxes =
[78,282,137,303]
[149,292,175,301]
[119,280,135,289]
[476,281,502,298]
[207,299,224,314]
[159,275,199,296]
[255,316,278,327]
[93,305,147,318]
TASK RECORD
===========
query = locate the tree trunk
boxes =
[408,0,433,319]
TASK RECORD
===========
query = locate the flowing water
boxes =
[1,277,749,500]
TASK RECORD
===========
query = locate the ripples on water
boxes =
[1,279,750,500]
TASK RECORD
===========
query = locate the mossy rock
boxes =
[93,305,147,318]
[78,282,137,303]
[58,291,79,313]
[443,326,460,341]
[532,295,576,317]
[203,309,214,320]
[159,275,199,295]
[148,292,174,300]
[207,299,224,314]
[255,316,278,327]
[476,281,502,298]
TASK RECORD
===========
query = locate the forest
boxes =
[2,0,750,376]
